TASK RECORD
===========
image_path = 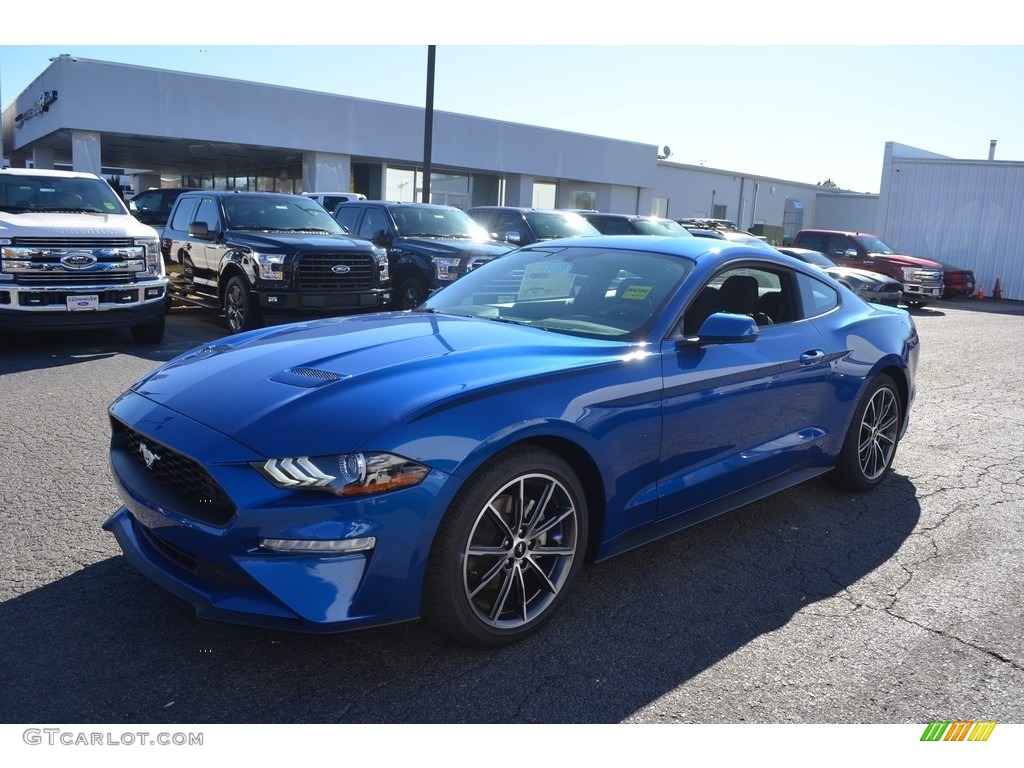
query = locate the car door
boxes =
[189,195,228,292]
[656,263,841,522]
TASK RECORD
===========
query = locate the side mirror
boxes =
[844,248,859,259]
[678,312,759,348]
[371,229,393,249]
[505,230,522,245]
[187,221,214,239]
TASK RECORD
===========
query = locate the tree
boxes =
[817,178,839,189]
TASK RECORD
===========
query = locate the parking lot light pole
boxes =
[422,45,435,204]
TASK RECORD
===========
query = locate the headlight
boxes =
[254,452,429,496]
[254,251,287,280]
[434,256,461,282]
[135,237,163,276]
[374,247,389,281]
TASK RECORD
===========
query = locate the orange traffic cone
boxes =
[976,282,985,300]
[993,278,1002,300]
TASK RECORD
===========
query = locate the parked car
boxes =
[791,229,943,309]
[333,201,515,309]
[0,168,168,343]
[128,187,202,260]
[580,212,694,237]
[467,206,600,246]
[163,191,390,332]
[777,247,903,306]
[104,235,919,648]
[301,192,367,211]
[939,262,976,298]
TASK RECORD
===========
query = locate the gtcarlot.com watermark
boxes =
[23,728,203,747]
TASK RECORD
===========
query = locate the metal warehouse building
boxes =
[3,56,1021,299]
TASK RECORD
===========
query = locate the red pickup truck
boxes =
[791,229,944,308]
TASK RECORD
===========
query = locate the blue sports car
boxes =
[104,236,919,647]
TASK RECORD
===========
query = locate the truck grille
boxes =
[295,252,375,291]
[112,418,236,527]
[3,238,145,286]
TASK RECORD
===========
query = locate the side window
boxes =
[357,207,390,239]
[824,236,851,258]
[494,212,522,240]
[798,233,826,252]
[681,265,788,336]
[193,197,222,232]
[796,272,839,318]
[169,196,200,232]
[333,205,361,234]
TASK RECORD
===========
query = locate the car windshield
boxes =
[524,211,600,240]
[223,195,345,233]
[422,244,693,340]
[390,205,494,240]
[0,175,126,214]
[632,218,694,237]
[854,235,896,255]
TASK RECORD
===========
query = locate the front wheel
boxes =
[828,374,902,492]
[223,275,261,333]
[395,277,428,310]
[423,446,588,647]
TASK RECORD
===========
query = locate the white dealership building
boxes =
[4,56,1022,298]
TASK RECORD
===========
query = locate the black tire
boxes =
[130,311,165,344]
[828,374,902,492]
[905,300,928,309]
[223,275,261,333]
[423,446,588,647]
[396,277,428,310]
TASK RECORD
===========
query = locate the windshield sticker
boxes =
[620,285,652,300]
[103,202,116,210]
[519,262,576,300]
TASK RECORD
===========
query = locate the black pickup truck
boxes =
[163,191,391,332]
[332,201,515,309]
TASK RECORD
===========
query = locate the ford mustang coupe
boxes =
[104,236,919,647]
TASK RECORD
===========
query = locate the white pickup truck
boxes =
[0,168,168,342]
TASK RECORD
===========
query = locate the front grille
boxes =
[113,419,236,526]
[17,271,136,284]
[295,252,375,291]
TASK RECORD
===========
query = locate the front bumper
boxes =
[104,392,455,633]
[900,283,942,299]
[256,288,391,312]
[0,279,167,331]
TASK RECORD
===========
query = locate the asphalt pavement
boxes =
[0,298,1021,725]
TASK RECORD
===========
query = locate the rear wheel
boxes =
[423,446,588,647]
[828,374,902,491]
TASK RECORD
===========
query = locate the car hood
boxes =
[126,312,628,457]
[0,210,157,238]
[393,237,514,259]
[224,230,371,251]
[825,266,899,285]
[866,252,942,268]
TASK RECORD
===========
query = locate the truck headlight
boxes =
[135,237,163,276]
[435,256,461,282]
[254,251,287,280]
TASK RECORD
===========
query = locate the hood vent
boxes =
[270,367,348,388]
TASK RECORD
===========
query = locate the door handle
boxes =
[800,350,826,365]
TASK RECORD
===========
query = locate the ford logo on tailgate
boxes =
[60,253,98,269]
[331,264,351,274]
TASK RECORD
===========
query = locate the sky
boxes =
[2,6,1023,196]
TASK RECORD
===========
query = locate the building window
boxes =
[651,197,669,217]
[570,190,597,211]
